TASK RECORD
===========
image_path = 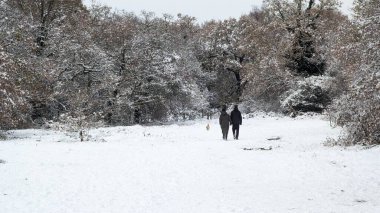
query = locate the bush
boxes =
[329,72,380,145]
[327,0,380,146]
[0,132,6,140]
[242,59,291,112]
[281,76,332,114]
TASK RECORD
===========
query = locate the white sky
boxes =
[84,0,355,23]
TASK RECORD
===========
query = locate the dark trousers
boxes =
[232,124,240,139]
[222,127,229,140]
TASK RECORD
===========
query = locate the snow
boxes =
[1,115,380,213]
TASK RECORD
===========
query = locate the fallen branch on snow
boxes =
[267,136,281,141]
[243,146,273,151]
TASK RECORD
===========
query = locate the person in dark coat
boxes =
[219,105,230,140]
[230,105,242,140]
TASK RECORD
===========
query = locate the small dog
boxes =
[206,123,210,131]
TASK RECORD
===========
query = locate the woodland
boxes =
[0,0,379,145]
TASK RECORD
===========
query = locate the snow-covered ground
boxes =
[1,115,379,213]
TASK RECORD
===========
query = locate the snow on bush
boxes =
[329,72,379,146]
[281,76,332,115]
[45,114,105,142]
[328,0,380,146]
[0,131,6,140]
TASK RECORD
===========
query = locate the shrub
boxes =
[281,76,332,115]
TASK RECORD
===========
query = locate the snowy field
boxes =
[1,115,380,213]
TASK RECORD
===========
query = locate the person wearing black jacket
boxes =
[230,105,242,140]
[219,105,230,140]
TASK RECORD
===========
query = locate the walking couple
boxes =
[219,105,242,140]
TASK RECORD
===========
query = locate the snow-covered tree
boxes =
[49,6,117,125]
[118,13,209,123]
[0,46,30,129]
[257,0,342,113]
[264,0,339,77]
[0,0,39,127]
[2,0,376,133]
[240,9,292,111]
[7,0,85,55]
[196,18,252,106]
[81,7,211,124]
[330,0,380,145]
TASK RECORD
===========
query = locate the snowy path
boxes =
[1,116,380,213]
